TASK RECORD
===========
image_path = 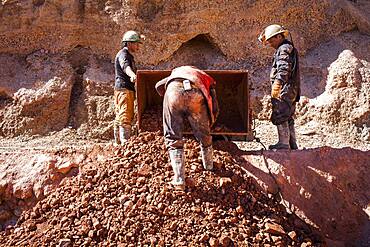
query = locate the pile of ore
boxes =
[0,132,323,246]
[140,106,163,132]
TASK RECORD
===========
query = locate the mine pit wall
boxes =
[0,0,369,245]
[233,147,370,246]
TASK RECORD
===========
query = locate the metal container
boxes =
[136,70,253,140]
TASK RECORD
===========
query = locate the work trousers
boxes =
[163,80,212,150]
[114,89,135,128]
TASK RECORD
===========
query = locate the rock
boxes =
[185,177,196,188]
[209,237,219,247]
[13,182,33,199]
[137,177,146,184]
[199,233,209,242]
[169,221,177,231]
[137,164,151,177]
[0,210,11,222]
[55,161,77,174]
[124,200,134,212]
[219,177,232,188]
[264,222,286,236]
[236,206,244,215]
[0,180,8,195]
[288,231,297,240]
[92,218,101,229]
[2,74,74,137]
[219,235,232,247]
[58,238,72,247]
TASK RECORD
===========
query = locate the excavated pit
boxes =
[0,0,369,246]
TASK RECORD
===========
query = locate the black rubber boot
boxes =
[269,122,290,150]
[289,123,299,150]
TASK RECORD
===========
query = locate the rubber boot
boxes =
[169,149,185,189]
[269,122,290,150]
[289,123,299,150]
[201,146,213,171]
[114,125,121,145]
[119,126,131,144]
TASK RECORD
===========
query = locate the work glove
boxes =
[271,79,282,99]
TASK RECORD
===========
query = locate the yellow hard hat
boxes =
[258,24,289,44]
[122,30,144,43]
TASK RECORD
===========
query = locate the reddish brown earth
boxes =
[0,134,326,247]
[0,0,369,246]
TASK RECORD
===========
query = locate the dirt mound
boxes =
[0,148,86,229]
[0,133,323,246]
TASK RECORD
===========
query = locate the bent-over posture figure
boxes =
[155,66,219,189]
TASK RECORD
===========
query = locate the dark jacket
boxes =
[114,47,136,91]
[270,40,301,103]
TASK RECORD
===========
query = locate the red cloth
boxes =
[164,66,217,125]
[167,66,215,93]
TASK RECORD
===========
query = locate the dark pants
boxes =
[271,98,296,126]
[163,80,212,150]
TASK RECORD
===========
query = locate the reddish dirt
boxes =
[0,133,324,247]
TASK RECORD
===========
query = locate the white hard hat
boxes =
[122,30,143,43]
[258,24,289,44]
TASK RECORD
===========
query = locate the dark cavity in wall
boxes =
[65,45,90,129]
[158,33,227,70]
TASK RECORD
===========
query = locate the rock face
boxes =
[0,0,369,138]
[236,147,370,246]
[0,52,74,137]
[0,149,85,228]
[1,0,368,64]
[74,55,115,139]
[298,50,370,141]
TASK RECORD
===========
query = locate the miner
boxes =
[155,66,219,190]
[258,24,301,150]
[113,30,143,145]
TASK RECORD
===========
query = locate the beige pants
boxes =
[114,89,135,127]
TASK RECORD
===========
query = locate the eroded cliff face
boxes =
[0,0,365,63]
[1,0,369,139]
[0,1,369,246]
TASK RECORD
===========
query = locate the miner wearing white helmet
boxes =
[258,24,301,150]
[113,30,143,145]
